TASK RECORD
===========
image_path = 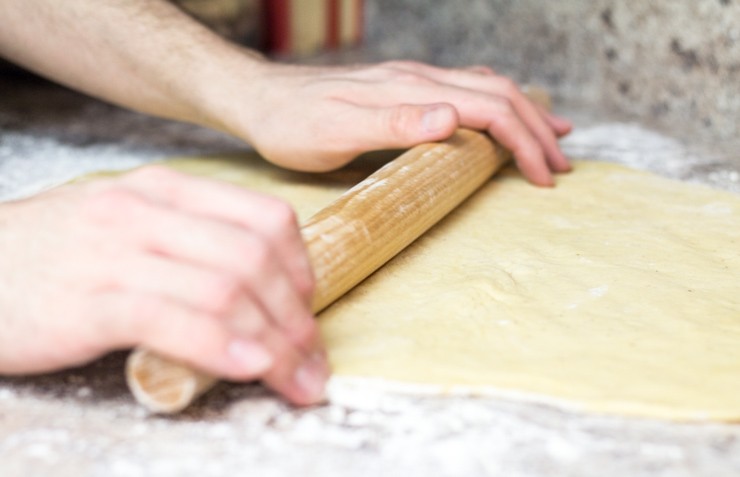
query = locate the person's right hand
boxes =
[211,60,573,187]
[0,166,328,405]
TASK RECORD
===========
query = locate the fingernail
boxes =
[228,339,273,374]
[551,114,573,131]
[294,353,328,401]
[422,106,450,133]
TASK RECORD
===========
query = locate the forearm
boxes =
[0,0,261,129]
[0,0,572,183]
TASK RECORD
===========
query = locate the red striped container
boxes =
[263,0,363,56]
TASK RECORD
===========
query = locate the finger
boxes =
[326,101,459,153]
[98,289,328,404]
[113,254,319,351]
[92,189,318,350]
[393,73,571,173]
[483,99,554,186]
[202,291,328,404]
[349,84,556,185]
[221,289,326,403]
[149,220,317,349]
[96,291,274,381]
[112,253,248,316]
[253,326,330,406]
[498,85,571,173]
[364,88,552,185]
[536,105,573,137]
[435,94,553,185]
[121,167,315,301]
[184,279,320,360]
[366,65,571,175]
[142,207,318,350]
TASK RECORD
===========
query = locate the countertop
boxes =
[1,73,739,477]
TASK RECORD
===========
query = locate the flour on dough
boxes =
[152,153,740,421]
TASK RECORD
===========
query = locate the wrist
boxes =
[182,43,270,144]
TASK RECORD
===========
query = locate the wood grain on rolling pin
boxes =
[127,87,551,412]
[126,130,508,413]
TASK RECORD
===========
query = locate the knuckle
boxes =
[515,142,545,163]
[487,99,516,127]
[228,242,254,269]
[241,238,272,274]
[497,77,520,97]
[202,275,243,316]
[386,104,419,139]
[297,274,316,301]
[378,63,431,85]
[128,295,166,333]
[233,306,269,341]
[265,200,299,233]
[496,96,515,114]
[82,185,144,225]
[291,319,319,348]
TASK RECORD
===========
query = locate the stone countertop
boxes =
[1,74,739,477]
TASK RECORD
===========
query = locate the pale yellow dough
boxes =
[151,153,740,421]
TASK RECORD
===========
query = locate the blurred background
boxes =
[171,0,739,143]
[1,0,737,143]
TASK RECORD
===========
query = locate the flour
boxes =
[1,81,740,475]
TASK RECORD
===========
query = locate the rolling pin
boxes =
[126,88,550,413]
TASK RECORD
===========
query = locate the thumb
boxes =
[355,103,459,151]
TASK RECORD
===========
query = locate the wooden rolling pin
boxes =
[125,129,507,412]
[127,88,550,413]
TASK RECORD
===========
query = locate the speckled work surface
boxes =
[365,0,740,141]
[1,76,740,477]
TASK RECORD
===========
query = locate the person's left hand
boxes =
[0,167,328,405]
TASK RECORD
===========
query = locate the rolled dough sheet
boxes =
[124,153,740,421]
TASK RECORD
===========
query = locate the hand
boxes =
[218,60,573,187]
[1,0,570,186]
[0,166,328,405]
[0,0,569,185]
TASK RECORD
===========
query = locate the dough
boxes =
[144,153,740,421]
